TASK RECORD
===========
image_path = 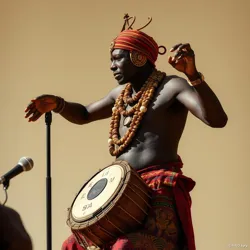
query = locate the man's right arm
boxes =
[59,90,116,125]
[25,86,121,124]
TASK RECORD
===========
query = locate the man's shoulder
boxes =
[161,74,191,93]
[163,74,188,85]
[109,85,125,99]
[153,74,191,106]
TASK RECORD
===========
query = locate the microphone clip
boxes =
[3,179,10,190]
[1,180,9,205]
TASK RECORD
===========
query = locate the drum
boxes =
[67,160,152,249]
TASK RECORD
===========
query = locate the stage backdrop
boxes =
[0,0,249,249]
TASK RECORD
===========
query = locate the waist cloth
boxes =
[62,156,196,250]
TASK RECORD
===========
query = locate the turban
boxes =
[111,29,165,66]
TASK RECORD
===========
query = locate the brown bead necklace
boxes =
[108,69,166,156]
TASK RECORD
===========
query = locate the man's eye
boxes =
[111,56,122,62]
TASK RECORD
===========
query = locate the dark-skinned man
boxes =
[25,15,227,250]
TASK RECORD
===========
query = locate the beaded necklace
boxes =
[108,69,166,156]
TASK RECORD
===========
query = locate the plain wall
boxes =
[0,0,249,249]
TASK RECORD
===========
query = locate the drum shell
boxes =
[68,161,152,248]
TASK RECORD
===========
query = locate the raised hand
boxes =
[24,94,58,122]
[168,43,199,79]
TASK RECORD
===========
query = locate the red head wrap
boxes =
[111,30,159,65]
[110,15,166,66]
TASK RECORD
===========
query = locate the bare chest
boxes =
[118,83,176,138]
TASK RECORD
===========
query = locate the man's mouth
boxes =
[114,73,122,80]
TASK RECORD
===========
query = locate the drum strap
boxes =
[72,230,89,249]
[73,230,100,250]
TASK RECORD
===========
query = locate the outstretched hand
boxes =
[168,43,199,79]
[24,95,58,122]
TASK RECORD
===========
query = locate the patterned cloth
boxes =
[62,157,196,250]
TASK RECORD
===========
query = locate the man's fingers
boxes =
[170,43,192,57]
[170,43,183,52]
[24,102,35,112]
[29,115,42,122]
[178,43,192,51]
[24,99,40,112]
[168,56,177,66]
[168,56,173,63]
[28,110,42,122]
[173,49,184,60]
[171,47,195,60]
[25,109,34,118]
[25,104,37,117]
[177,50,195,60]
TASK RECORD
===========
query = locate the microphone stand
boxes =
[45,112,52,250]
[2,180,9,205]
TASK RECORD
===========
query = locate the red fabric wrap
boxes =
[112,30,159,65]
[62,157,196,250]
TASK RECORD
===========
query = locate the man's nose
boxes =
[110,61,117,71]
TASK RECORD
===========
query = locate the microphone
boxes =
[0,157,34,185]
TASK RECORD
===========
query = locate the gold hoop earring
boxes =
[130,51,147,67]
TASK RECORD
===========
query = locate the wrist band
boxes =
[188,72,205,86]
[53,97,65,113]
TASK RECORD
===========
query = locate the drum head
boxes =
[71,164,125,222]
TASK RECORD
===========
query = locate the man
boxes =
[25,14,227,250]
[0,204,33,250]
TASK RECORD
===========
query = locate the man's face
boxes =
[110,49,138,85]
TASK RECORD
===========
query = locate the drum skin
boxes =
[67,160,152,248]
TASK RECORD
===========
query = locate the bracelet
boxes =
[188,72,205,86]
[53,96,66,114]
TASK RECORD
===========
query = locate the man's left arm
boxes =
[168,43,228,128]
[175,77,228,127]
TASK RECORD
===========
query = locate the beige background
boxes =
[0,0,249,249]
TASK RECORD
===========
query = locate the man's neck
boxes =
[130,67,155,92]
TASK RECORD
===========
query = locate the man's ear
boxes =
[130,51,147,67]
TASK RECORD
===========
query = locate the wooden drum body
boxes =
[67,161,152,248]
